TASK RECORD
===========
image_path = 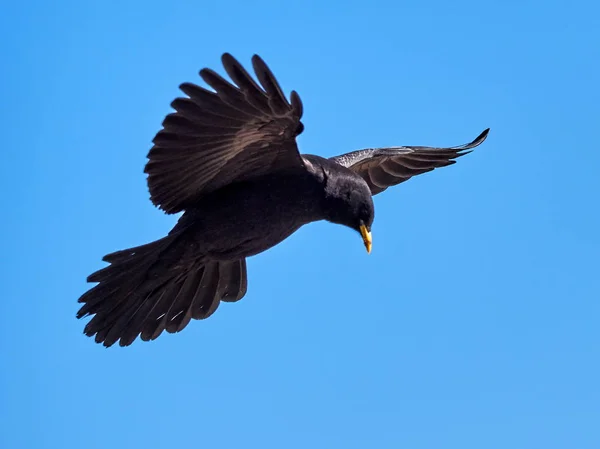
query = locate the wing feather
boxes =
[145,53,305,214]
[330,129,489,195]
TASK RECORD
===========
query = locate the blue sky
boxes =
[2,0,599,448]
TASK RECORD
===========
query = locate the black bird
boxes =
[77,53,489,347]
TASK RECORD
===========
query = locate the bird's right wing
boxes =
[330,129,489,195]
[145,53,306,214]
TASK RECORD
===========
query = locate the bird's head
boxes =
[323,171,375,253]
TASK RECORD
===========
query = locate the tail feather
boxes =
[122,274,192,345]
[166,270,206,333]
[85,280,167,345]
[189,262,221,321]
[86,259,145,284]
[101,277,175,347]
[102,241,166,263]
[219,259,248,302]
[168,263,219,333]
[139,279,190,342]
[77,235,249,347]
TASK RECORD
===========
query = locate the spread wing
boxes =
[145,53,306,214]
[330,128,489,195]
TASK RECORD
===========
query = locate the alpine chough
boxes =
[77,53,490,347]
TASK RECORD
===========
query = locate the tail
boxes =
[76,235,247,347]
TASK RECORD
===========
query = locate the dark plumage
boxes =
[77,53,490,347]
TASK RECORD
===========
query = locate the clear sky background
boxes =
[2,1,599,448]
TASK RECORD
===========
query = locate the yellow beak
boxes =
[359,224,372,254]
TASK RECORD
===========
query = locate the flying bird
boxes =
[77,53,489,347]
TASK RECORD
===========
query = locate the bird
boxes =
[76,53,490,347]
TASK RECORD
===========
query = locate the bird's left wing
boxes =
[145,53,306,214]
[330,129,489,195]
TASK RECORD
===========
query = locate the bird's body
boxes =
[77,53,489,347]
[179,172,318,259]
[172,159,359,260]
